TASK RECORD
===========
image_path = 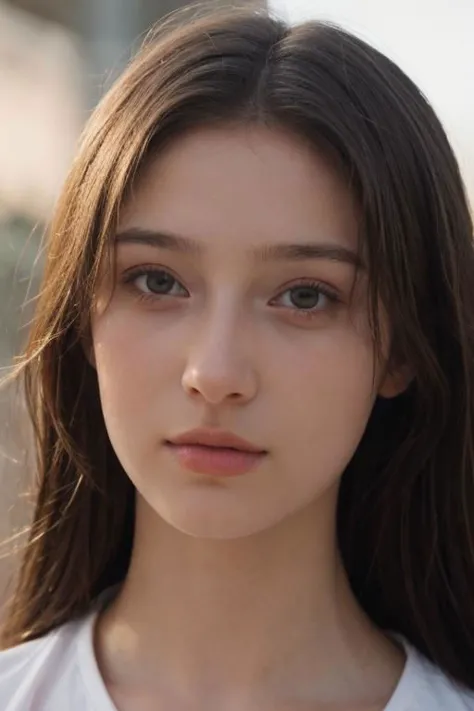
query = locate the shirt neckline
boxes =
[76,588,121,711]
[75,595,423,711]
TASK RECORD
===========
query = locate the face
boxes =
[91,125,396,539]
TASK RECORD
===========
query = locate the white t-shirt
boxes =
[1,599,474,711]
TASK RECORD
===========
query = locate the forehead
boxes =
[119,125,359,255]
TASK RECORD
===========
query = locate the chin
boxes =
[151,490,287,540]
[159,508,272,540]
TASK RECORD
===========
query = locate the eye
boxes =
[271,282,338,312]
[123,267,189,298]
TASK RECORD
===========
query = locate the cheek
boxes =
[90,309,182,442]
[92,307,181,381]
[270,325,377,480]
[276,316,376,393]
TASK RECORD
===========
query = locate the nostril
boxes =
[189,387,202,398]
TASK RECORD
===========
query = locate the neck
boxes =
[95,490,404,707]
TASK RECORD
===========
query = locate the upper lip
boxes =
[166,428,265,453]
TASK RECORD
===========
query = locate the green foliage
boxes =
[0,216,44,366]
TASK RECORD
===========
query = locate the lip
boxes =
[167,428,264,452]
[164,428,267,477]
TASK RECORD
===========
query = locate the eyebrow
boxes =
[115,228,363,268]
[115,228,201,254]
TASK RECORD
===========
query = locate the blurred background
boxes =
[0,0,472,611]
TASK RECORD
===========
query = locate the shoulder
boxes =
[0,631,52,679]
[396,640,474,710]
[0,616,89,711]
[0,586,120,710]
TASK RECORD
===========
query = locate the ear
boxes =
[378,361,414,399]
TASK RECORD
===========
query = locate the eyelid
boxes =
[271,278,340,301]
[121,263,183,281]
[268,279,342,324]
[121,264,189,297]
[119,267,342,313]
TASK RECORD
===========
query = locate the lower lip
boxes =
[165,443,266,476]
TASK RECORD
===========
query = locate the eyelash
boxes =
[122,265,189,304]
[121,266,341,320]
[272,280,341,321]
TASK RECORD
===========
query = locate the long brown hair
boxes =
[2,4,474,688]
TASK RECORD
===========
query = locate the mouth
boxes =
[164,429,267,477]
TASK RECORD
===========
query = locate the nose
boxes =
[181,310,258,406]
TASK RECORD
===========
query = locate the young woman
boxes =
[1,6,474,710]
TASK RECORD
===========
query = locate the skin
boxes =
[90,125,408,710]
